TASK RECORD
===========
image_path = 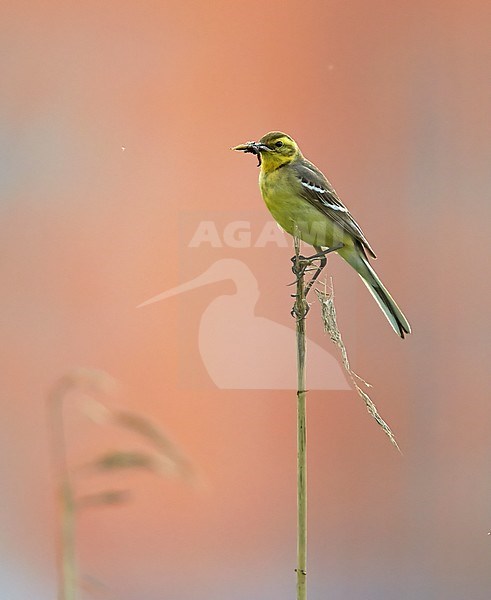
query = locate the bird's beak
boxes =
[231,142,271,153]
[231,142,254,152]
[231,141,270,166]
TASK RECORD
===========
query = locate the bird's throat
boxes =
[259,154,295,175]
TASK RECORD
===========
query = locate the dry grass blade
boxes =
[89,450,176,475]
[53,368,120,400]
[112,411,194,479]
[315,280,400,451]
[77,490,131,509]
[79,396,113,425]
[315,282,371,388]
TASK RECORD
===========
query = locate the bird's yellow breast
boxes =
[259,167,352,250]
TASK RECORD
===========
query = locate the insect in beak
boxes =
[232,142,271,167]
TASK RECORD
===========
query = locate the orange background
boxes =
[2,1,491,599]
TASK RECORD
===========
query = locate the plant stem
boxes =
[49,380,78,600]
[60,479,77,600]
[292,235,308,600]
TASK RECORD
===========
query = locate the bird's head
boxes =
[232,131,301,172]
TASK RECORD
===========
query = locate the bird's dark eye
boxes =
[275,141,284,147]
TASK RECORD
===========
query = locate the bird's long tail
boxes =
[340,247,411,338]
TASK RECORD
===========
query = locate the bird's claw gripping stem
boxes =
[289,243,343,297]
[291,296,310,320]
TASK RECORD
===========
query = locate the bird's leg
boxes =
[290,243,343,296]
[303,249,327,296]
[304,243,344,294]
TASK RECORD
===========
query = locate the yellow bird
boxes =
[232,131,411,338]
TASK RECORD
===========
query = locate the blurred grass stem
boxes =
[49,378,78,600]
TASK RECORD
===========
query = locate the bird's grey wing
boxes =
[292,160,377,258]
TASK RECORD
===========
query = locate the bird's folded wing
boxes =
[292,160,377,258]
